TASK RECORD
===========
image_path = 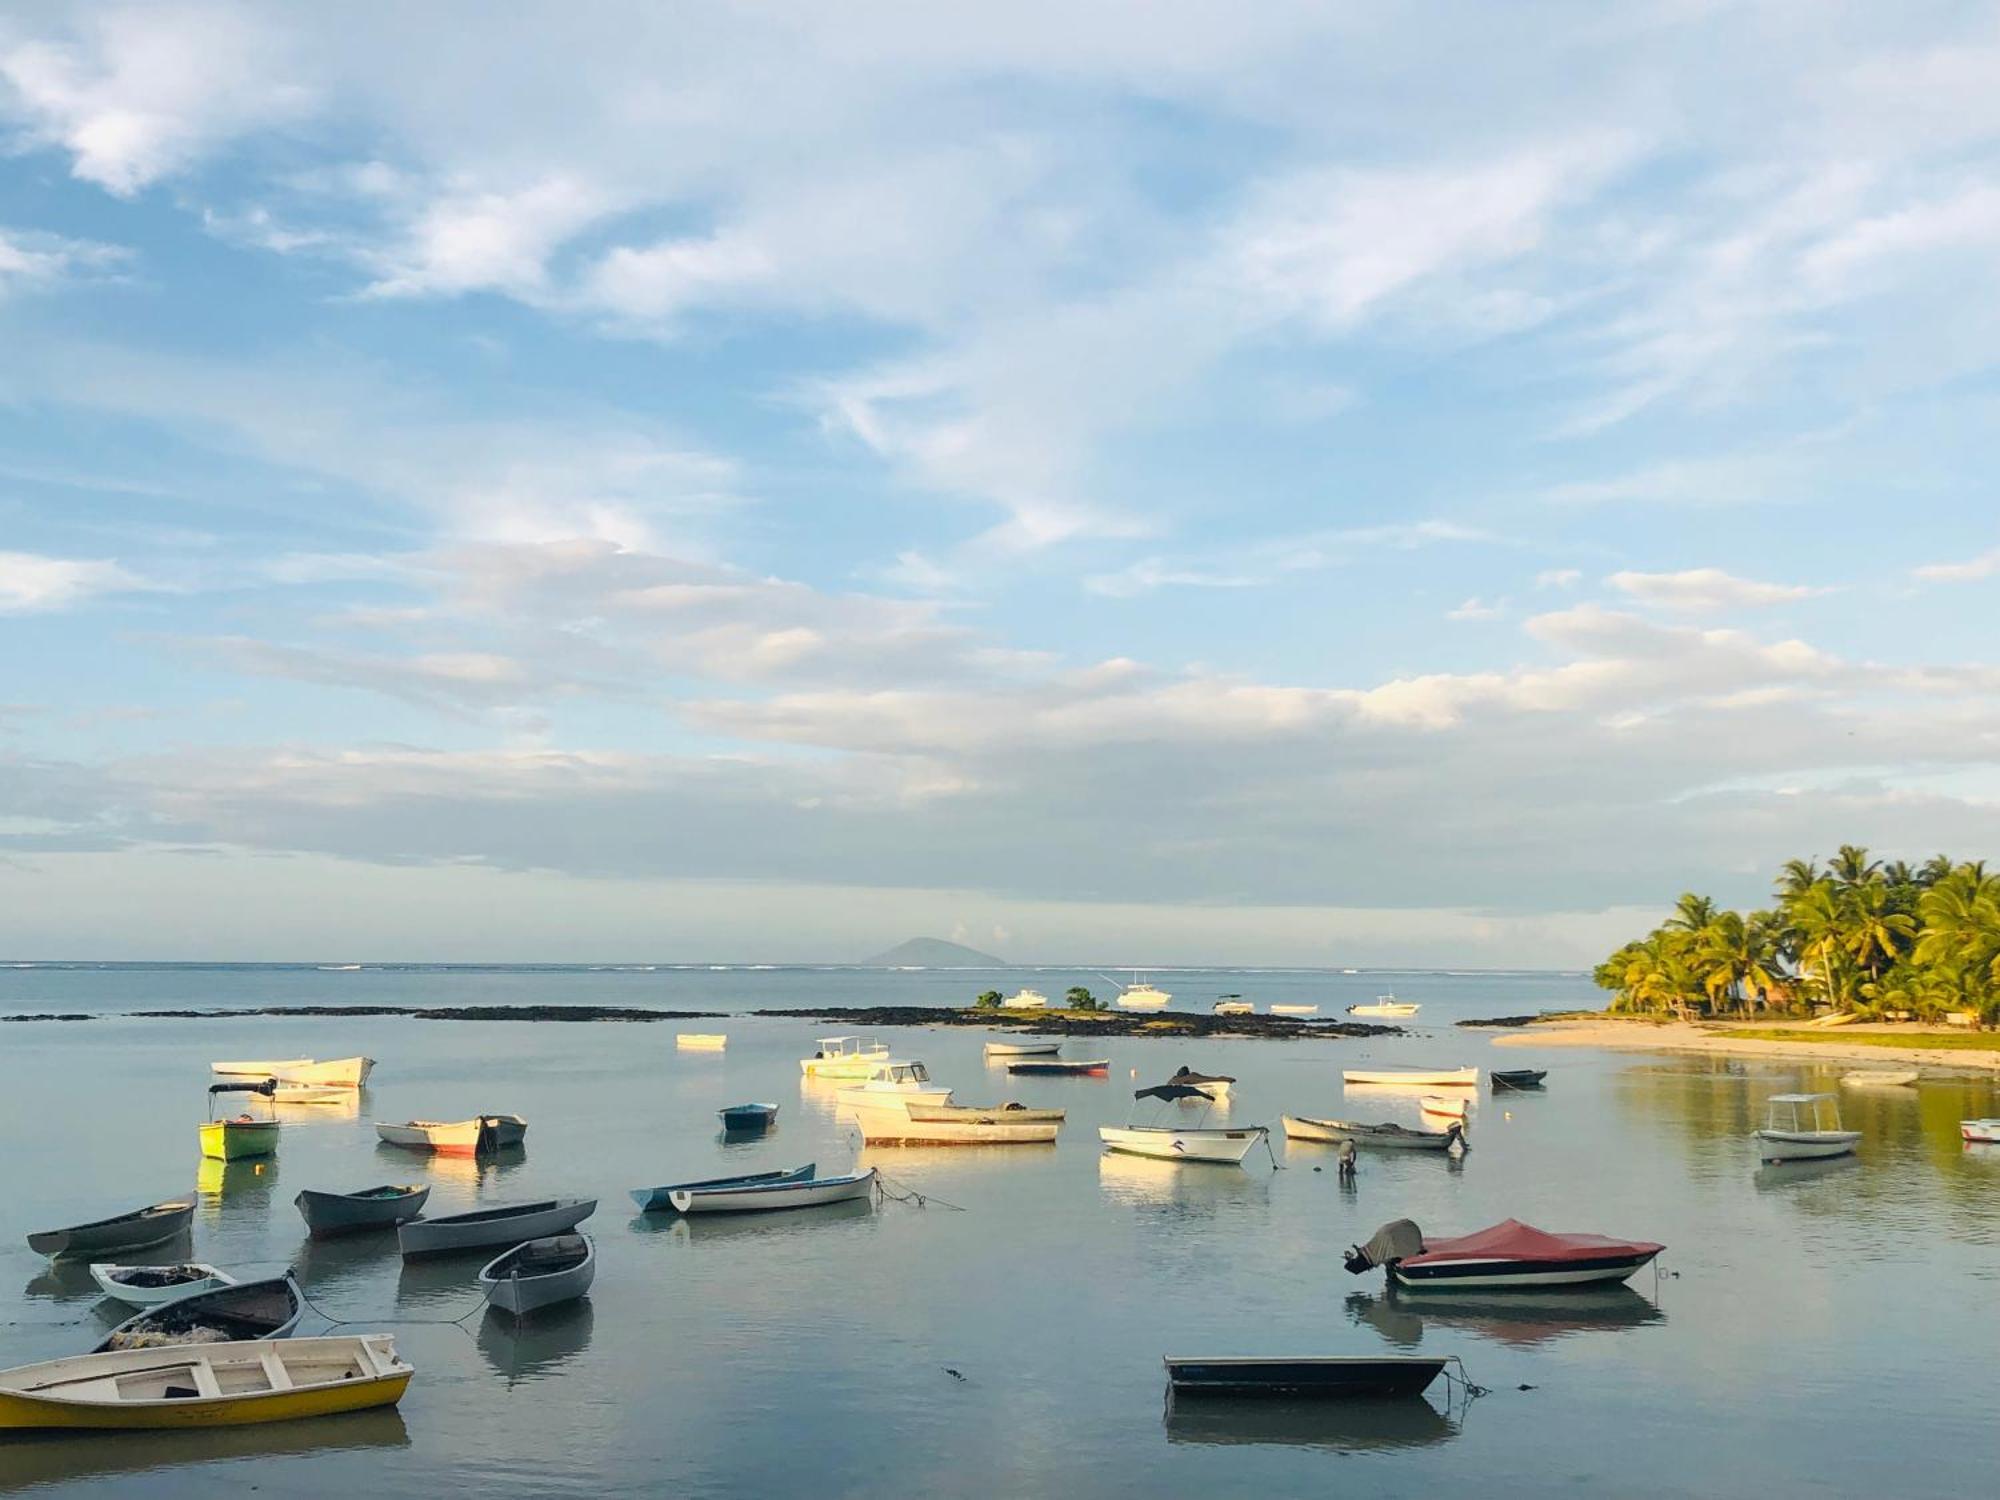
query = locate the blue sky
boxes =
[2,2,1998,963]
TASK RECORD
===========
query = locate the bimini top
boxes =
[1404,1219,1664,1267]
[1766,1093,1836,1105]
[1169,1067,1237,1088]
[1135,1083,1214,1103]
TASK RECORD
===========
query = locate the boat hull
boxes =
[1418,1095,1467,1120]
[1490,1070,1548,1090]
[833,1084,954,1110]
[1753,1129,1861,1162]
[1099,1125,1267,1164]
[1963,1119,2000,1144]
[718,1104,778,1131]
[1282,1116,1459,1151]
[1389,1253,1658,1289]
[1347,1004,1419,1018]
[274,1057,375,1088]
[983,1040,1061,1056]
[94,1273,304,1353]
[479,1235,595,1316]
[200,1120,281,1160]
[1842,1070,1918,1088]
[28,1201,195,1259]
[295,1185,429,1238]
[0,1336,410,1431]
[854,1103,1061,1144]
[1344,1068,1478,1087]
[629,1165,816,1213]
[1165,1355,1445,1398]
[398,1198,596,1258]
[211,1059,311,1078]
[1006,1060,1109,1076]
[374,1115,526,1155]
[89,1263,236,1307]
[669,1169,876,1214]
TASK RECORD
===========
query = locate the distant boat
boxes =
[1212,996,1254,1016]
[94,1272,304,1353]
[399,1197,596,1258]
[1269,1003,1318,1017]
[1163,1354,1446,1399]
[1348,996,1420,1018]
[677,1033,727,1050]
[668,1168,877,1215]
[1754,1093,1861,1162]
[1963,1119,2000,1144]
[1168,1066,1234,1099]
[857,1101,1064,1145]
[479,1234,595,1317]
[1007,1058,1110,1077]
[1283,1116,1464,1152]
[1114,974,1172,1010]
[1490,1069,1548,1091]
[211,1058,312,1078]
[294,1184,430,1239]
[1841,1069,1918,1088]
[799,1036,892,1078]
[1345,1218,1663,1289]
[983,1039,1061,1056]
[89,1262,237,1308]
[999,988,1050,1010]
[1418,1094,1468,1120]
[1344,1066,1478,1087]
[374,1114,526,1155]
[833,1060,953,1111]
[718,1102,779,1132]
[28,1200,194,1260]
[629,1164,816,1214]
[0,1334,413,1431]
[1100,1081,1269,1164]
[317,964,363,971]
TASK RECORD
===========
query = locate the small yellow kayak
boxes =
[0,1335,411,1431]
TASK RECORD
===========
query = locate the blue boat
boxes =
[717,1102,779,1132]
[629,1163,814,1213]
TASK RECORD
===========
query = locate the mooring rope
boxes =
[873,1173,968,1212]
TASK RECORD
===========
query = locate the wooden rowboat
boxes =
[629,1165,816,1213]
[855,1102,1063,1145]
[275,1057,375,1088]
[1490,1069,1548,1090]
[211,1059,311,1078]
[0,1334,412,1430]
[398,1198,596,1258]
[89,1263,237,1308]
[374,1114,526,1155]
[478,1234,596,1316]
[982,1039,1062,1056]
[1164,1354,1446,1398]
[1282,1116,1463,1151]
[1418,1094,1468,1120]
[717,1103,779,1131]
[29,1200,195,1260]
[295,1184,430,1239]
[1343,1066,1478,1087]
[95,1272,303,1353]
[1006,1058,1109,1076]
[668,1168,876,1215]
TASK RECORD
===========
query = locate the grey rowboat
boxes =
[478,1234,596,1316]
[93,1272,304,1353]
[27,1200,194,1260]
[295,1184,430,1239]
[398,1197,596,1258]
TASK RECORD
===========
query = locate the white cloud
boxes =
[0,226,128,297]
[1447,596,1506,621]
[1535,568,1582,589]
[1607,567,1821,612]
[1084,558,1255,599]
[0,552,146,612]
[1913,548,2000,584]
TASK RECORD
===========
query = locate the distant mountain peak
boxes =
[859,936,1008,967]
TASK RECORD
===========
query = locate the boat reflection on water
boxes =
[856,1142,1058,1176]
[476,1299,596,1383]
[373,1139,526,1186]
[1097,1150,1273,1215]
[661,1193,877,1244]
[291,1225,405,1300]
[1164,1393,1459,1452]
[271,1089,364,1122]
[395,1249,492,1313]
[1345,1285,1665,1349]
[0,1406,410,1494]
[198,1154,280,1223]
[1754,1154,1864,1192]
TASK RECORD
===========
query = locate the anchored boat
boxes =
[399,1198,596,1258]
[1164,1354,1447,1399]
[89,1263,237,1308]
[1754,1093,1861,1163]
[1345,1218,1663,1290]
[1963,1119,2000,1144]
[374,1114,527,1155]
[479,1235,595,1316]
[1100,1081,1270,1165]
[1168,1066,1235,1100]
[201,1081,281,1161]
[856,1101,1064,1145]
[999,987,1050,1009]
[1006,1057,1109,1076]
[833,1060,954,1111]
[718,1102,779,1132]
[1343,1066,1478,1087]
[1490,1069,1548,1091]
[1284,1116,1464,1152]
[799,1036,891,1078]
[630,1164,816,1213]
[294,1184,430,1238]
[94,1272,304,1353]
[29,1200,195,1260]
[1347,996,1421,1018]
[668,1168,877,1214]
[983,1038,1061,1056]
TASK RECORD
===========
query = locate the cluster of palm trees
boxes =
[1595,846,2000,1022]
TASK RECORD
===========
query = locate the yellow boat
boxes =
[201,1080,281,1161]
[0,1335,412,1430]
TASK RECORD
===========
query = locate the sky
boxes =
[2,2,1999,965]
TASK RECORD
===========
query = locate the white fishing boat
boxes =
[1115,975,1172,1010]
[833,1060,954,1111]
[374,1114,527,1155]
[211,1059,312,1078]
[217,1057,374,1088]
[1212,996,1254,1016]
[1419,1094,1468,1120]
[1282,1116,1464,1152]
[1754,1093,1861,1162]
[1269,1003,1318,1017]
[1348,996,1421,1018]
[1167,1066,1233,1099]
[1344,1066,1478,1087]
[1099,1079,1269,1164]
[799,1036,892,1078]
[983,1038,1061,1056]
[88,1262,238,1308]
[669,1168,877,1214]
[999,988,1050,1010]
[676,1033,727,1050]
[857,1101,1064,1145]
[1841,1069,1919,1088]
[1963,1119,2000,1144]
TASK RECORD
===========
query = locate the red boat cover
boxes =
[1405,1219,1663,1266]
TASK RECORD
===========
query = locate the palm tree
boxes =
[1665,892,1718,933]
[1829,844,1880,892]
[1845,882,1915,983]
[1918,854,1955,887]
[1787,882,1855,1008]
[1695,911,1780,1014]
[1774,858,1821,903]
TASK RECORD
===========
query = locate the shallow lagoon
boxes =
[2,969,1996,1497]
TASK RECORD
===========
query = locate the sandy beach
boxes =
[1492,1017,2000,1074]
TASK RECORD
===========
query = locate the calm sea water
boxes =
[2,966,1996,1497]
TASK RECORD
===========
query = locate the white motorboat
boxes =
[1841,1069,1918,1088]
[1754,1093,1861,1162]
[88,1262,238,1307]
[1115,976,1172,1010]
[1212,996,1254,1016]
[1345,1218,1664,1289]
[1419,1094,1468,1120]
[1269,1003,1318,1017]
[999,988,1050,1010]
[833,1060,954,1111]
[374,1114,527,1155]
[983,1038,1061,1056]
[858,1101,1064,1145]
[1348,996,1421,1018]
[799,1036,892,1078]
[1959,1119,2000,1144]
[1344,1066,1478,1087]
[1100,1078,1268,1164]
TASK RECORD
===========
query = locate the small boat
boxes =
[1100,1081,1269,1164]
[799,1036,892,1078]
[983,1038,1062,1056]
[89,1263,237,1308]
[276,1056,375,1088]
[270,1084,351,1105]
[94,1272,304,1352]
[669,1168,877,1214]
[1116,977,1172,1010]
[676,1033,727,1049]
[1282,1116,1464,1151]
[1490,1069,1548,1091]
[1959,1119,2000,1144]
[1212,996,1254,1016]
[211,1058,312,1078]
[1347,996,1421,1018]
[1754,1093,1861,1162]
[0,1334,413,1431]
[1269,1003,1319,1017]
[1168,1066,1235,1099]
[1163,1354,1446,1398]
[858,1102,1064,1145]
[294,1184,430,1238]
[1343,1066,1478,1087]
[833,1060,954,1111]
[1418,1094,1468,1120]
[374,1114,527,1155]
[718,1102,779,1131]
[629,1164,816,1213]
[1006,1057,1110,1076]
[200,1080,281,1161]
[1344,1218,1663,1289]
[479,1234,595,1316]
[1841,1069,1918,1088]
[29,1200,195,1259]
[399,1197,596,1258]
[999,988,1049,1009]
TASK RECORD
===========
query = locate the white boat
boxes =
[983,1039,1061,1056]
[676,1033,727,1050]
[211,1059,312,1078]
[270,1084,350,1106]
[1212,997,1254,1016]
[374,1114,527,1155]
[399,1198,596,1257]
[1115,976,1172,1010]
[1344,1066,1478,1087]
[1419,1094,1468,1120]
[1841,1069,1918,1088]
[833,1060,954,1111]
[1098,1124,1268,1164]
[857,1101,1064,1145]
[1282,1116,1464,1151]
[1963,1119,2000,1144]
[669,1168,877,1214]
[1754,1093,1861,1162]
[999,988,1050,1010]
[221,1057,373,1088]
[1348,996,1421,1018]
[1168,1066,1233,1099]
[478,1234,595,1316]
[1269,1003,1318,1017]
[799,1036,892,1078]
[88,1262,238,1307]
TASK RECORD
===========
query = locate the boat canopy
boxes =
[208,1079,277,1096]
[1405,1219,1664,1267]
[1135,1083,1213,1103]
